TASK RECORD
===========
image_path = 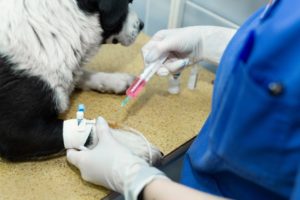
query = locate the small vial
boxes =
[168,74,181,94]
[187,65,199,90]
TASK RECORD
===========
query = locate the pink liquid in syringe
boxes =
[126,77,146,98]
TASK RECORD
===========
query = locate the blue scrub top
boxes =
[181,1,300,199]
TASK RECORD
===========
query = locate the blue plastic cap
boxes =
[78,104,85,112]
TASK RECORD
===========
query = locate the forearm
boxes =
[201,26,237,65]
[143,178,227,200]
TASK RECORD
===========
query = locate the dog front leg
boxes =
[76,69,135,94]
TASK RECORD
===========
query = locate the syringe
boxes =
[121,60,165,107]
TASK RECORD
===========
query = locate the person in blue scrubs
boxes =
[67,1,300,199]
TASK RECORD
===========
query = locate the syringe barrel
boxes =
[126,77,146,98]
[126,59,165,98]
[142,63,161,82]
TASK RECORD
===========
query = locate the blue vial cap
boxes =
[78,104,85,112]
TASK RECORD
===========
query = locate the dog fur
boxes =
[0,0,143,161]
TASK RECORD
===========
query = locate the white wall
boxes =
[132,0,268,36]
[131,0,171,35]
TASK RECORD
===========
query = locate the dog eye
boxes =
[129,0,133,3]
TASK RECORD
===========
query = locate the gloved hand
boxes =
[64,118,162,164]
[142,26,236,76]
[67,117,167,200]
[110,126,162,165]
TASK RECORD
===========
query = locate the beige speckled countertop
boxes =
[0,33,214,200]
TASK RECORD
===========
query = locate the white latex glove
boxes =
[142,26,237,76]
[110,127,162,165]
[64,118,162,164]
[67,117,167,200]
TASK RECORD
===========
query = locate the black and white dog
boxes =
[0,0,144,161]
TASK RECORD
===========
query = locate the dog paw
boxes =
[110,127,163,166]
[87,72,135,94]
[107,73,135,94]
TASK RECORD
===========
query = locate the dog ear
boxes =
[98,0,128,30]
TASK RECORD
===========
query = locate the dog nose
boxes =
[139,21,144,31]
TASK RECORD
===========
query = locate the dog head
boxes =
[77,0,144,46]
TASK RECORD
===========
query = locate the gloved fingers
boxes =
[157,59,190,76]
[142,29,170,57]
[146,36,186,64]
[67,149,83,169]
[151,29,176,39]
[153,28,181,39]
[95,117,113,141]
[166,59,190,73]
[142,33,179,65]
[156,67,170,77]
[151,29,169,41]
[143,45,170,65]
[142,41,168,66]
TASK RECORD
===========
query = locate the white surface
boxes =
[132,0,267,36]
[168,0,186,28]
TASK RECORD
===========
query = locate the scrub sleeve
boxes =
[181,1,300,199]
